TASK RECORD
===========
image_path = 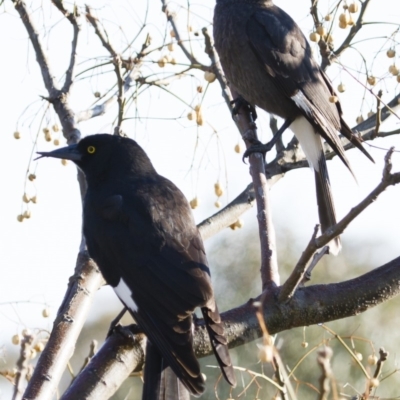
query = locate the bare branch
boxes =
[85,6,118,57]
[11,0,59,96]
[12,334,34,400]
[61,254,400,398]
[279,149,400,302]
[76,64,141,123]
[317,347,333,400]
[60,327,146,400]
[52,0,81,93]
[161,0,203,67]
[203,25,279,288]
[23,253,105,400]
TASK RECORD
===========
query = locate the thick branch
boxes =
[61,255,400,399]
[23,253,105,400]
[203,24,279,288]
[12,0,59,96]
[60,328,146,400]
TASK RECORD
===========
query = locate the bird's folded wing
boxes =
[246,7,353,170]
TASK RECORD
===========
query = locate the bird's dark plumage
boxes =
[38,134,236,398]
[214,0,373,254]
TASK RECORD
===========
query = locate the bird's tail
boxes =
[142,341,191,400]
[201,305,237,388]
[314,155,341,256]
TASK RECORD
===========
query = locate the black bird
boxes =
[213,0,373,254]
[38,134,236,398]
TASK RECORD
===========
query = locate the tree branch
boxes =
[203,25,279,289]
[51,0,81,93]
[12,0,59,96]
[161,0,203,67]
[61,254,400,399]
[279,148,400,301]
[23,254,105,400]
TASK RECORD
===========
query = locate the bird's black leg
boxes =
[106,306,128,338]
[231,96,257,121]
[242,118,293,162]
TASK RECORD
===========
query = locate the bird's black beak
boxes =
[36,144,82,162]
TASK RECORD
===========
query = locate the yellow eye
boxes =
[87,146,96,154]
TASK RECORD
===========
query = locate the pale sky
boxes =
[0,0,399,397]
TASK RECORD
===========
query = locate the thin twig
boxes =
[317,346,333,400]
[301,246,329,285]
[12,334,34,400]
[373,89,383,139]
[279,148,400,302]
[161,0,203,67]
[52,0,81,93]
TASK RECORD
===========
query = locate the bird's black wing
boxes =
[245,5,354,170]
[84,175,235,394]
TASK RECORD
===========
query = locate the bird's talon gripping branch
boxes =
[242,140,274,163]
[231,96,258,121]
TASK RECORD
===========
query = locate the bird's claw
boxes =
[242,140,274,163]
[231,97,257,121]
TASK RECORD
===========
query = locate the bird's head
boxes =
[37,134,156,181]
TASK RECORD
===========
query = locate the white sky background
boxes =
[0,0,400,396]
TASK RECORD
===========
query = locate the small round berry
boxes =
[34,342,45,352]
[214,201,221,208]
[309,32,320,42]
[28,174,36,181]
[214,182,224,197]
[368,354,378,365]
[53,139,60,146]
[94,91,101,98]
[204,71,216,83]
[189,197,199,209]
[42,308,51,318]
[12,334,21,345]
[22,328,32,337]
[329,95,338,103]
[356,115,364,124]
[167,43,174,52]
[349,2,359,13]
[370,378,379,387]
[301,341,309,348]
[387,49,396,58]
[367,76,376,86]
[337,83,346,93]
[316,26,326,37]
[14,131,21,139]
[234,143,242,153]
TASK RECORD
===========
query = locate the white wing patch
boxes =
[114,278,138,312]
[291,91,313,116]
[290,116,322,172]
